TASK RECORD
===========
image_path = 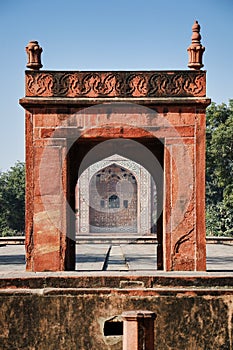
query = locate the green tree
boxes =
[0,161,25,236]
[206,100,233,236]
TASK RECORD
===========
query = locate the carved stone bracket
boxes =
[25,70,206,98]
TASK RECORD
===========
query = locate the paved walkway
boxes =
[0,242,232,272]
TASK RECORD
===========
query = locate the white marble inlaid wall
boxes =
[76,154,154,235]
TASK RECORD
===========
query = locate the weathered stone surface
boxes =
[26,41,43,70]
[20,67,210,272]
[25,71,206,98]
[187,21,205,70]
[0,275,232,349]
[122,310,156,350]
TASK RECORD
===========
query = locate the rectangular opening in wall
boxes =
[70,137,164,272]
[104,320,123,336]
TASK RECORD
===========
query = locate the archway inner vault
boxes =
[76,154,157,236]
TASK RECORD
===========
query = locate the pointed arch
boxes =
[76,154,155,236]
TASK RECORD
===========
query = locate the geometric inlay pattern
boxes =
[76,155,153,235]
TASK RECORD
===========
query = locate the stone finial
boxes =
[26,41,43,70]
[187,21,205,70]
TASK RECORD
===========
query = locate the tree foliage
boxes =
[206,100,233,236]
[0,161,25,236]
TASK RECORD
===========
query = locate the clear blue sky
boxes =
[0,0,232,171]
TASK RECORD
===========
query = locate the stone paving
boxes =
[0,242,232,272]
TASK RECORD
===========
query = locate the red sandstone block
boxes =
[34,146,62,197]
[40,128,56,138]
[138,126,194,139]
[33,138,66,147]
[33,114,43,127]
[34,226,61,246]
[33,127,41,139]
[165,137,194,145]
[33,195,62,212]
[166,113,195,126]
[34,114,57,127]
[33,249,61,271]
[82,126,154,139]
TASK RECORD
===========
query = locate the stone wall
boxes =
[0,275,232,349]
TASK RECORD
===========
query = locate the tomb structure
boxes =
[20,21,210,272]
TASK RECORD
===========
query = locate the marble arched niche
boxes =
[89,163,137,233]
[76,154,157,236]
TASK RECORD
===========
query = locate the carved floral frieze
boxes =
[25,70,206,98]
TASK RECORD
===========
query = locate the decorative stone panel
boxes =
[77,155,153,236]
[25,70,206,98]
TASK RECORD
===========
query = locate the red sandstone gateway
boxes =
[20,21,210,272]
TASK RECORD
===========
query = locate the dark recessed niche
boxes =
[104,321,123,336]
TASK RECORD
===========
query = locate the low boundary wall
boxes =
[0,274,232,349]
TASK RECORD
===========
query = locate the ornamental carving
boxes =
[25,70,206,98]
[77,155,153,235]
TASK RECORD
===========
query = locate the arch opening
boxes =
[75,155,159,237]
[67,136,164,271]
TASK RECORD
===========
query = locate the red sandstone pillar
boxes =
[122,310,156,350]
